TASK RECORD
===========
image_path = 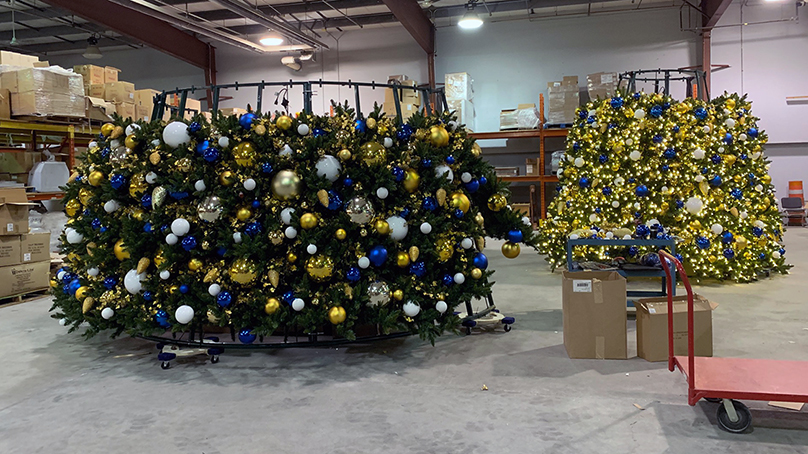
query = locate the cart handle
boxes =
[658,250,696,389]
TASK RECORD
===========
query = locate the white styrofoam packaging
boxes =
[28,161,69,193]
[444,72,473,101]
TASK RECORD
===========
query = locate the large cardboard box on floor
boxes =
[73,64,104,85]
[0,260,49,298]
[0,187,33,235]
[21,232,50,263]
[382,102,420,120]
[636,294,717,362]
[562,271,627,359]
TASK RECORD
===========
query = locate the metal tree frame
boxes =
[619,69,710,100]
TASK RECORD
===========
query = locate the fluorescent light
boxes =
[458,10,483,29]
[260,33,284,46]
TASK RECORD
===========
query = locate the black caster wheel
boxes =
[465,327,472,335]
[160,361,170,370]
[705,397,722,403]
[716,400,752,433]
[210,355,219,364]
[503,324,512,332]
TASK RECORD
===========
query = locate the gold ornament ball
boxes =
[79,187,93,205]
[335,228,347,240]
[236,206,252,222]
[149,151,161,165]
[265,298,280,315]
[114,239,130,261]
[110,125,124,139]
[228,257,258,285]
[100,123,115,137]
[374,220,390,235]
[188,258,203,271]
[366,117,377,130]
[471,268,483,280]
[761,174,771,185]
[131,208,145,221]
[501,241,521,259]
[403,169,420,193]
[65,199,81,217]
[471,142,482,157]
[287,252,298,263]
[429,125,450,147]
[396,251,411,268]
[337,149,352,161]
[360,142,386,166]
[392,289,404,301]
[276,115,293,130]
[75,286,90,300]
[255,124,267,136]
[50,279,59,288]
[451,192,471,213]
[328,306,347,325]
[487,194,507,212]
[436,237,453,262]
[124,134,138,149]
[305,254,334,282]
[726,98,736,110]
[129,173,148,199]
[88,170,105,187]
[300,213,318,229]
[271,170,301,200]
[233,141,257,167]
[219,171,236,186]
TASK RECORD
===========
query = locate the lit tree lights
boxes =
[538,92,789,282]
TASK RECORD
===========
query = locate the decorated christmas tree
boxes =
[538,91,789,282]
[52,104,536,343]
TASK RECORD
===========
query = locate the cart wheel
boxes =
[466,327,472,335]
[705,398,722,403]
[503,324,512,332]
[160,361,170,370]
[210,355,219,364]
[716,400,752,433]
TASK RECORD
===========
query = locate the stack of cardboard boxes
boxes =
[382,75,420,120]
[0,66,85,118]
[586,72,619,101]
[0,188,50,298]
[444,72,475,131]
[73,64,138,120]
[546,76,580,126]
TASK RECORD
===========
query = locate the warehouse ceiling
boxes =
[0,0,686,57]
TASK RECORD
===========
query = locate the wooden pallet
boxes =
[0,288,51,308]
[11,115,85,126]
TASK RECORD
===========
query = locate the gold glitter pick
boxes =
[436,188,447,206]
[317,189,330,207]
[82,297,95,314]
[136,257,150,274]
[203,268,219,283]
[268,269,279,287]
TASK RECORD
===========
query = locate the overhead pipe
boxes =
[209,0,329,49]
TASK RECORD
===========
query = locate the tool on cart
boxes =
[659,250,808,433]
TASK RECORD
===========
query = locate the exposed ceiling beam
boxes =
[5,37,139,54]
[0,6,68,23]
[208,0,328,49]
[381,0,434,54]
[228,13,396,35]
[701,0,733,28]
[0,25,93,42]
[40,0,212,69]
[193,0,382,22]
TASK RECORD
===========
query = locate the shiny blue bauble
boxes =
[181,236,197,251]
[507,229,523,243]
[61,271,76,284]
[396,124,414,142]
[675,253,684,263]
[342,177,353,187]
[473,252,489,270]
[572,142,581,151]
[282,290,295,305]
[110,173,126,190]
[709,175,722,187]
[731,188,743,200]
[599,154,608,164]
[103,276,117,290]
[91,218,102,230]
[453,208,464,218]
[635,185,649,197]
[251,200,261,209]
[327,191,342,210]
[636,224,651,238]
[610,97,623,109]
[239,113,256,130]
[650,105,663,118]
[465,179,480,193]
[442,274,454,286]
[392,166,405,181]
[261,162,273,174]
[724,133,733,144]
[479,176,487,186]
[747,127,759,138]
[179,285,189,294]
[346,267,361,283]
[216,247,226,257]
[203,147,219,162]
[369,245,388,267]
[673,125,680,133]
[652,135,663,144]
[628,246,639,257]
[354,120,366,133]
[155,310,170,327]
[701,167,709,174]
[216,291,232,307]
[752,227,763,237]
[421,158,432,168]
[170,191,189,200]
[779,248,786,256]
[628,177,636,183]
[663,148,677,160]
[245,222,262,237]
[100,226,107,233]
[676,199,684,209]
[661,165,670,172]
[422,197,437,211]
[711,154,722,164]
[143,222,152,233]
[586,116,596,124]
[143,291,153,301]
[696,236,711,249]
[602,186,612,196]
[188,122,202,133]
[663,102,671,110]
[722,232,734,244]
[579,176,591,188]
[578,110,587,119]
[101,147,110,158]
[740,154,748,161]
[68,278,82,295]
[693,107,708,120]
[445,155,455,165]
[759,252,767,260]
[723,248,735,259]
[196,140,210,153]
[313,128,327,137]
[409,261,426,277]
[239,329,257,344]
[141,194,152,208]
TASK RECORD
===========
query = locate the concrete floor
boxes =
[2,231,808,454]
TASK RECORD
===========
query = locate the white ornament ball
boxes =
[522,216,531,226]
[159,270,170,280]
[218,136,230,148]
[208,283,221,297]
[284,226,297,239]
[165,233,178,245]
[358,256,370,269]
[162,121,191,148]
[614,177,625,186]
[702,125,711,133]
[751,152,761,160]
[151,139,160,147]
[88,141,98,149]
[685,197,704,214]
[297,124,310,136]
[739,133,748,141]
[710,224,723,234]
[648,219,660,226]
[725,118,736,128]
[695,175,705,182]
[175,305,194,324]
[420,222,432,234]
[460,238,473,249]
[103,200,120,213]
[612,201,620,208]
[633,202,641,210]
[125,124,141,136]
[386,216,408,241]
[233,232,243,244]
[557,169,564,177]
[110,139,121,149]
[634,109,646,119]
[279,144,293,156]
[402,301,421,317]
[65,228,83,244]
[307,244,318,255]
[145,172,158,184]
[693,148,705,159]
[124,269,145,294]
[448,120,458,131]
[280,207,296,225]
[461,172,472,183]
[588,109,597,117]
[292,298,305,311]
[376,187,389,199]
[315,155,342,183]
[773,251,781,259]
[623,234,632,240]
[755,220,765,228]
[605,231,614,239]
[435,165,454,182]
[454,273,465,284]
[629,150,642,161]
[718,147,725,153]
[87,267,100,277]
[569,234,580,240]
[383,137,393,148]
[171,218,191,236]
[574,157,585,167]
[243,178,257,191]
[436,300,448,314]
[194,179,206,192]
[625,138,634,146]
[589,213,599,223]
[59,318,67,326]
[101,307,114,320]
[755,184,764,192]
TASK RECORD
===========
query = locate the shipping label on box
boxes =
[135,105,152,122]
[74,65,104,85]
[104,66,120,83]
[0,235,21,267]
[20,232,49,263]
[0,260,49,297]
[104,81,135,103]
[562,271,627,359]
[636,295,717,362]
[0,187,33,235]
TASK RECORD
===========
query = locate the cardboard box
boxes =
[517,103,541,129]
[511,203,531,217]
[494,166,519,177]
[218,107,248,117]
[446,98,475,131]
[382,102,420,120]
[636,294,717,362]
[526,158,540,176]
[135,105,152,122]
[85,96,115,122]
[0,235,21,266]
[499,109,519,130]
[87,83,105,98]
[104,66,120,83]
[73,64,104,85]
[0,88,9,120]
[587,72,618,101]
[11,91,85,118]
[1,68,83,96]
[385,80,419,106]
[104,81,135,103]
[562,271,627,359]
[0,188,33,235]
[445,72,473,100]
[547,76,580,125]
[134,89,159,107]
[183,98,202,120]
[115,102,135,119]
[20,232,49,263]
[0,51,38,67]
[0,260,49,298]
[32,61,49,68]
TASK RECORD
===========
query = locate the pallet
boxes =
[11,115,85,126]
[0,288,50,308]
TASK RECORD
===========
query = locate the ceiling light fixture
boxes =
[458,2,483,29]
[260,32,284,46]
[83,36,103,59]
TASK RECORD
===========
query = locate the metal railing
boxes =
[619,69,709,100]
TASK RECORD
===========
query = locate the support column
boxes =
[702,30,711,100]
[428,52,436,110]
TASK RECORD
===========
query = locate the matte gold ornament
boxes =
[276,115,293,130]
[690,220,702,230]
[346,197,374,225]
[360,142,386,166]
[188,258,203,271]
[374,220,390,235]
[436,188,447,206]
[761,174,771,185]
[476,237,485,251]
[65,199,81,217]
[335,228,347,240]
[176,157,192,172]
[429,125,450,147]
[436,237,453,262]
[267,269,280,287]
[328,306,347,324]
[367,281,391,306]
[471,268,483,279]
[268,231,283,245]
[114,239,130,261]
[137,257,151,274]
[124,134,138,149]
[337,149,352,161]
[110,125,124,139]
[149,151,161,165]
[305,254,334,281]
[408,246,419,262]
[154,250,167,269]
[265,298,280,315]
[699,181,710,196]
[88,171,105,187]
[255,124,266,136]
[79,188,92,205]
[317,189,330,207]
[475,212,484,226]
[736,235,748,250]
[287,252,298,263]
[219,171,236,186]
[488,194,507,212]
[730,207,739,217]
[229,257,258,285]
[366,117,377,130]
[403,169,420,193]
[271,170,301,199]
[203,268,219,283]
[451,192,471,213]
[236,206,252,222]
[82,297,95,314]
[197,195,223,222]
[100,123,115,137]
[129,173,148,199]
[396,251,411,267]
[233,142,257,167]
[471,142,482,157]
[392,289,404,301]
[300,213,318,229]
[501,241,521,259]
[75,286,90,300]
[151,186,167,208]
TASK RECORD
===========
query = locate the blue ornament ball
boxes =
[693,107,708,120]
[251,200,261,209]
[422,197,437,211]
[110,174,126,190]
[400,208,410,218]
[196,140,210,153]
[676,199,685,209]
[636,224,650,238]
[586,116,596,124]
[170,191,189,200]
[599,154,608,164]
[572,142,581,151]
[342,177,353,187]
[473,252,489,270]
[610,97,624,109]
[602,187,612,196]
[217,291,232,307]
[282,291,295,305]
[673,125,680,133]
[68,278,82,295]
[369,246,388,267]
[203,147,219,162]
[442,274,454,286]
[445,155,455,165]
[478,176,488,186]
[701,167,709,174]
[396,124,414,142]
[628,246,639,257]
[141,194,152,208]
[354,120,366,133]
[650,105,663,118]
[578,176,591,188]
[663,148,677,160]
[759,252,767,260]
[101,147,110,158]
[578,110,588,119]
[731,188,743,200]
[181,236,197,251]
[723,248,735,260]
[239,113,256,130]
[239,329,257,344]
[188,122,202,133]
[91,218,102,230]
[155,309,169,323]
[723,133,733,144]
[661,165,670,172]
[635,185,649,197]
[453,208,464,218]
[313,128,327,137]
[696,236,711,249]
[245,222,262,237]
[327,191,342,210]
[103,276,117,290]
[261,162,273,174]
[421,158,432,168]
[722,232,734,244]
[507,229,523,243]
[711,154,722,164]
[465,179,480,193]
[179,284,189,294]
[392,166,405,181]
[628,177,636,183]
[409,261,426,277]
[346,267,361,283]
[143,223,152,233]
[709,175,722,187]
[747,127,759,138]
[143,291,153,301]
[752,227,763,237]
[779,248,786,256]
[652,135,663,144]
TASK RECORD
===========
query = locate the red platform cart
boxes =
[659,250,808,433]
